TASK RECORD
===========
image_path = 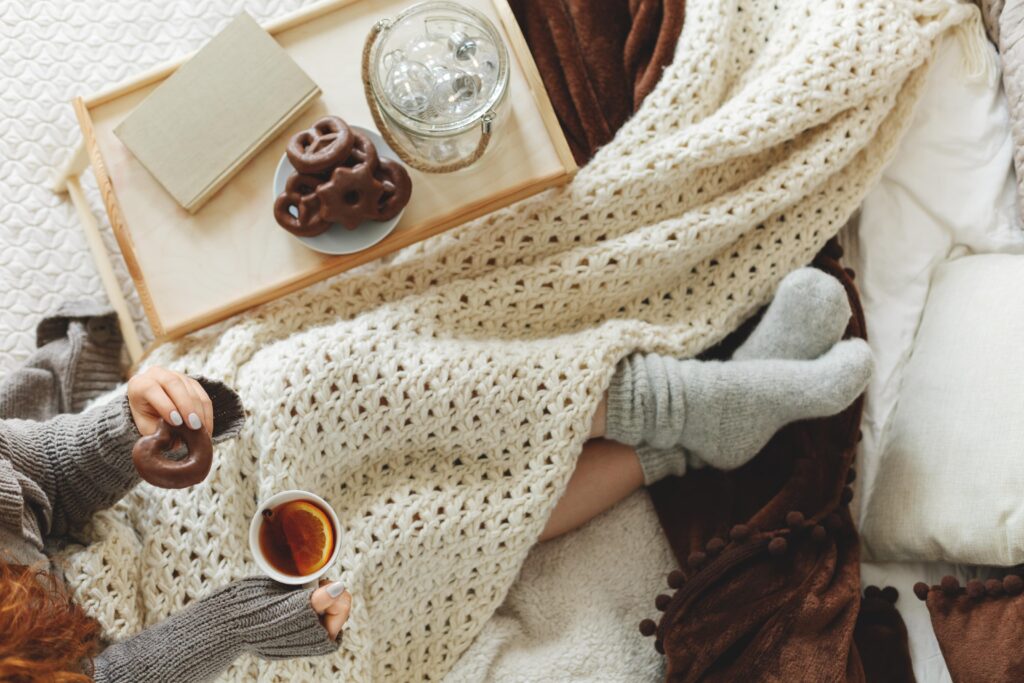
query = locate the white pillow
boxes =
[847,35,1024,533]
[861,254,1024,564]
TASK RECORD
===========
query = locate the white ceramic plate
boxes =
[272,125,407,256]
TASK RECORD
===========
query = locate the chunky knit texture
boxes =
[0,321,338,681]
[60,2,974,680]
[0,302,124,421]
[93,577,338,683]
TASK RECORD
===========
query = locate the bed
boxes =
[1,2,1020,681]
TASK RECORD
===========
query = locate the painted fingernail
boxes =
[325,581,346,598]
[188,413,202,430]
[170,411,183,426]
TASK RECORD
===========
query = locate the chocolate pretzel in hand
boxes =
[132,419,213,489]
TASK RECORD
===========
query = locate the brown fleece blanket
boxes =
[510,5,919,681]
[643,249,914,682]
[915,573,1024,682]
[509,0,685,164]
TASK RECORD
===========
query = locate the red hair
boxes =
[0,559,102,682]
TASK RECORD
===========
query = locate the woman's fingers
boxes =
[310,581,346,610]
[151,369,203,430]
[310,582,351,641]
[127,367,213,434]
[184,375,214,435]
[126,377,174,435]
[323,594,351,640]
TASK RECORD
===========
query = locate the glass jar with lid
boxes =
[363,1,510,173]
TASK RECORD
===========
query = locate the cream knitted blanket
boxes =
[59,1,975,680]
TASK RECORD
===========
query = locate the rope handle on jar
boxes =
[362,19,493,174]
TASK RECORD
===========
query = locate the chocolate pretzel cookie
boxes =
[286,116,354,174]
[275,117,413,235]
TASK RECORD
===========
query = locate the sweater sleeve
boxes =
[0,377,245,540]
[0,396,140,539]
[92,577,340,683]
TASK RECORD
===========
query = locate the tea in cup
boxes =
[249,490,341,585]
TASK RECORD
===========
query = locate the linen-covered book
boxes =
[115,12,320,213]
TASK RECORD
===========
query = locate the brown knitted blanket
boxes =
[510,4,918,681]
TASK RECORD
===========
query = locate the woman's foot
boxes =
[606,340,872,482]
[732,267,851,361]
[604,267,862,484]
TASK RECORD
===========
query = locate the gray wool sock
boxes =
[628,267,853,482]
[607,340,872,482]
[732,267,851,361]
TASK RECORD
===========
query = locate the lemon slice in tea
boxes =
[279,500,335,575]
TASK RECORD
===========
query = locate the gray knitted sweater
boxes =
[0,304,338,682]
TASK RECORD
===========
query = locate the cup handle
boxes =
[362,19,493,174]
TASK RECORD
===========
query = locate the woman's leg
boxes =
[540,437,643,542]
[540,268,866,542]
[540,340,870,542]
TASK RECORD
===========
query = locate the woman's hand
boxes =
[311,581,352,641]
[127,367,213,436]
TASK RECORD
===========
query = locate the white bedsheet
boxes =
[848,35,1024,683]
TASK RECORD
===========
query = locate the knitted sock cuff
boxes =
[605,355,646,446]
[636,444,687,485]
[606,353,687,450]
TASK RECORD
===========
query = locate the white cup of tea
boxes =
[249,489,342,585]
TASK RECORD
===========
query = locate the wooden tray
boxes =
[73,0,575,342]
